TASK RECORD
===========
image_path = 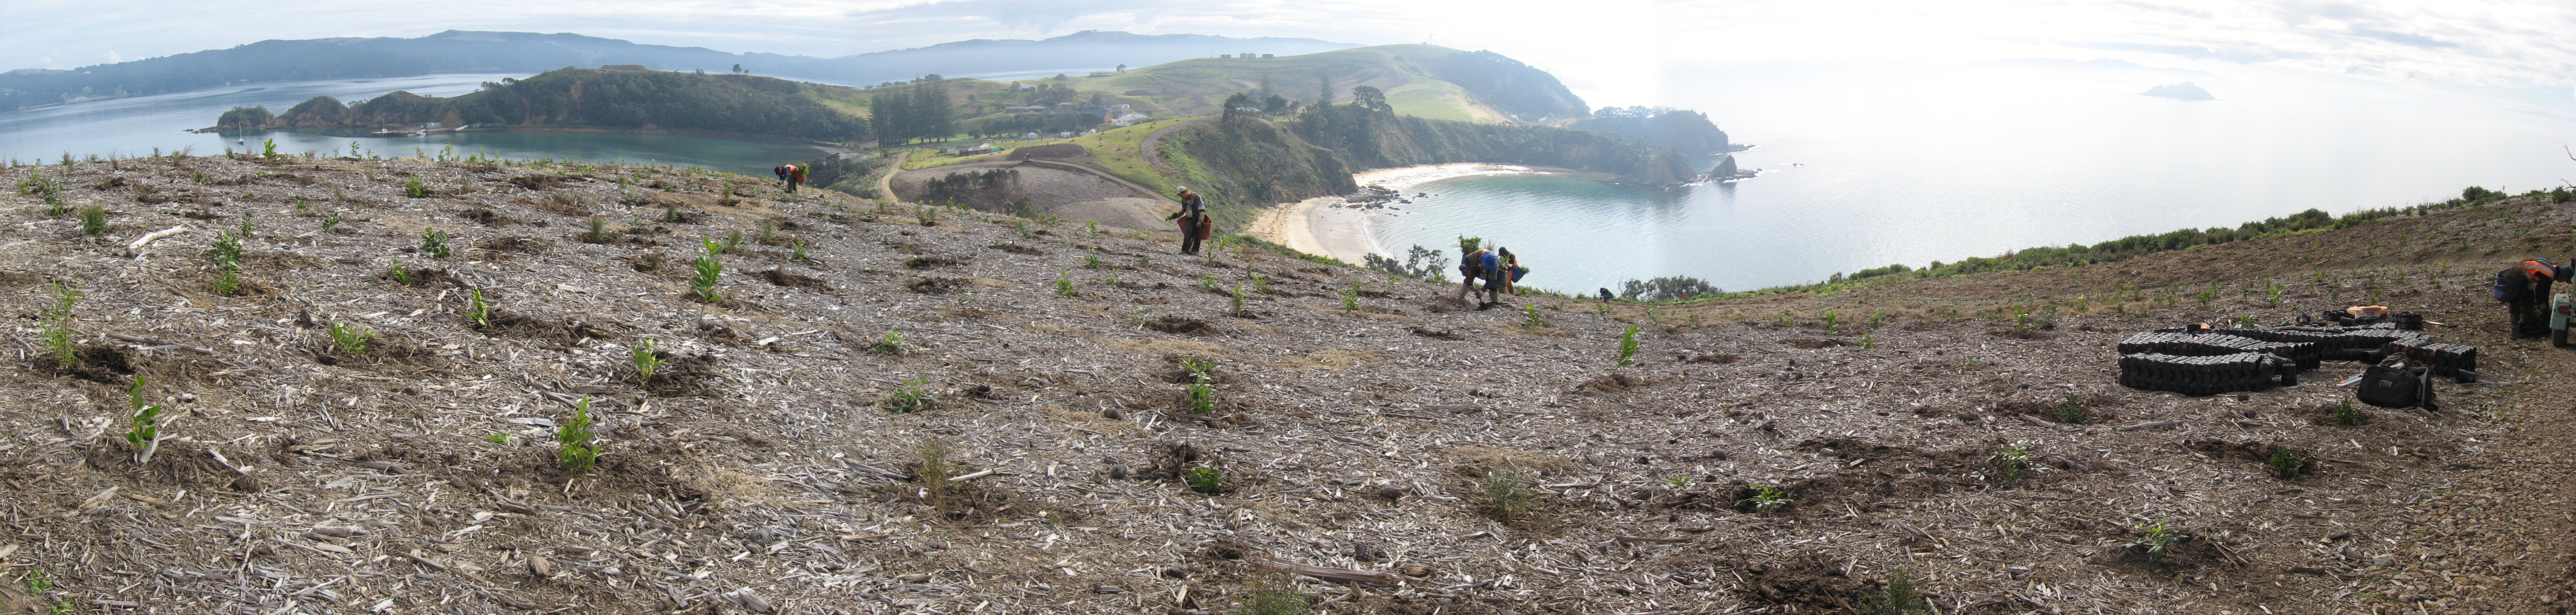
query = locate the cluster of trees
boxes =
[258,69,869,142]
[1365,245,1450,280]
[1617,276,1723,301]
[1572,107,1732,155]
[869,76,955,146]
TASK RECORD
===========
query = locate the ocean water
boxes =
[1368,62,2576,294]
[0,74,826,175]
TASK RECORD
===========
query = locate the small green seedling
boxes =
[484,433,510,444]
[1083,251,1101,269]
[2333,400,2362,426]
[40,282,79,366]
[124,376,164,464]
[1664,477,1695,490]
[327,322,376,355]
[1230,284,1248,315]
[1183,375,1219,411]
[557,398,601,475]
[691,241,724,302]
[2268,449,2305,479]
[790,240,809,261]
[915,439,954,507]
[467,289,492,327]
[887,376,933,413]
[260,139,279,159]
[1475,469,1539,522]
[78,205,108,235]
[872,328,906,355]
[1615,325,1640,367]
[321,211,342,231]
[1057,270,1077,297]
[1184,466,1224,495]
[1085,220,1098,235]
[403,176,426,198]
[1739,485,1792,513]
[2124,522,2185,559]
[1343,285,1360,313]
[211,269,241,296]
[385,257,409,285]
[631,339,663,382]
[1200,273,1218,291]
[421,227,452,258]
[1858,333,1876,349]
[1986,443,2033,480]
[2055,395,2087,424]
[916,205,939,227]
[1251,273,1270,294]
[1523,304,1545,328]
[210,232,244,268]
[586,215,610,242]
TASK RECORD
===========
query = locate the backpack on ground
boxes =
[2355,364,2435,410]
[2494,269,2525,302]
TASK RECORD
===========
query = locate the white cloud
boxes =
[103,51,121,63]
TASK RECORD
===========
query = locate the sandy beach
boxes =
[1246,163,1547,264]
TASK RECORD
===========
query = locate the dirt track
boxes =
[0,154,2568,614]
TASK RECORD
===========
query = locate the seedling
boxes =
[1083,251,1101,269]
[1200,273,1219,291]
[1342,286,1360,313]
[2124,522,2185,559]
[1184,466,1224,495]
[1523,304,1545,328]
[557,398,601,476]
[664,202,684,222]
[1985,443,2033,480]
[1056,270,1077,297]
[2267,449,2305,479]
[420,227,452,258]
[1236,572,1312,615]
[2195,289,2216,310]
[2055,395,2087,424]
[1664,477,1696,490]
[1251,273,1270,294]
[1084,220,1098,235]
[385,257,409,285]
[404,176,426,198]
[321,211,342,231]
[237,214,256,238]
[40,282,78,366]
[1179,358,1215,383]
[887,376,933,413]
[719,229,745,254]
[1187,381,1216,413]
[872,328,907,354]
[1823,310,1839,333]
[586,215,610,242]
[1474,469,1539,522]
[915,439,954,507]
[1860,566,1924,614]
[484,433,510,444]
[691,239,724,302]
[78,205,107,235]
[1858,333,1876,349]
[630,339,663,383]
[1103,272,1121,286]
[1738,484,1793,513]
[467,289,493,327]
[1615,325,1639,367]
[2333,400,2362,426]
[124,376,164,464]
[1128,309,1151,326]
[790,240,809,261]
[916,205,939,227]
[1013,220,1035,238]
[326,322,376,355]
[1230,284,1248,315]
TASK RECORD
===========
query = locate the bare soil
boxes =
[0,154,2568,615]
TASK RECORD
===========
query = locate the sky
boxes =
[5,0,2572,110]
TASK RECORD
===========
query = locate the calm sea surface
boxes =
[1369,63,2576,294]
[0,73,826,175]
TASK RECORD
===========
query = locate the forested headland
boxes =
[217,68,870,143]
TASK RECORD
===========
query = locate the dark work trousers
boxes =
[1179,216,1203,254]
[2510,282,2551,338]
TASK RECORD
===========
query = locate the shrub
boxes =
[421,227,452,258]
[123,376,164,464]
[887,376,933,413]
[631,339,662,382]
[37,282,79,366]
[326,322,376,355]
[1186,381,1216,413]
[1858,566,1925,614]
[914,439,954,507]
[1615,325,1639,367]
[1230,284,1248,316]
[585,215,610,242]
[2333,400,2361,425]
[557,398,601,475]
[1343,285,1360,313]
[1473,468,1539,522]
[78,206,107,235]
[2268,449,2305,479]
[2124,522,2186,559]
[1184,466,1224,495]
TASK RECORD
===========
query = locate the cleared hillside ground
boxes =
[0,154,2569,615]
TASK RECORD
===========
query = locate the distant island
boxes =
[2141,82,2214,100]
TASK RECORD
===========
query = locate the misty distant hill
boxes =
[0,30,1355,111]
[2141,82,2215,100]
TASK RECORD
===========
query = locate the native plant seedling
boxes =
[40,282,79,366]
[2055,394,2087,424]
[1615,326,1639,367]
[629,339,663,383]
[872,328,906,354]
[78,206,108,235]
[384,257,409,285]
[421,227,452,258]
[210,232,244,268]
[327,322,376,355]
[887,376,933,413]
[790,240,809,261]
[1057,270,1077,297]
[2268,449,2305,479]
[1236,572,1312,615]
[1475,469,1539,522]
[2124,522,2185,559]
[403,176,426,198]
[1085,220,1099,235]
[586,215,610,242]
[1739,485,1793,513]
[1200,273,1219,291]
[557,398,601,475]
[664,202,684,222]
[2333,400,2362,425]
[1524,305,1545,328]
[1186,381,1216,414]
[1664,477,1696,490]
[914,439,954,507]
[1083,251,1101,269]
[484,433,510,444]
[1860,566,1924,614]
[1129,309,1151,326]
[467,289,493,327]
[1858,333,1876,350]
[916,205,940,227]
[1184,466,1224,495]
[211,269,241,296]
[1985,443,2033,480]
[1230,284,1248,316]
[691,239,724,302]
[1251,273,1270,294]
[124,376,164,464]
[321,211,343,231]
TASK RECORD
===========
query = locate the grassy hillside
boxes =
[1080,44,1583,123]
